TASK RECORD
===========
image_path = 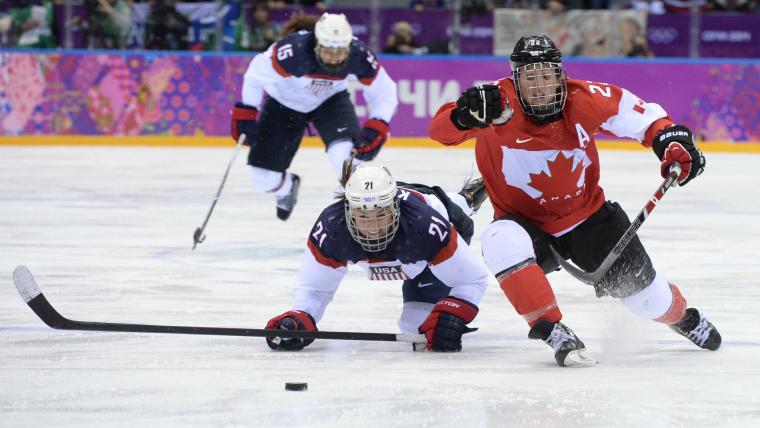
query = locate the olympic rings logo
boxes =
[648,27,679,44]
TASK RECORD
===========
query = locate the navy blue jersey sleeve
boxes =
[271,31,319,77]
[306,201,365,267]
[392,195,454,264]
[344,39,381,83]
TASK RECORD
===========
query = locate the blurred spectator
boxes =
[662,0,709,13]
[233,3,281,51]
[85,0,132,49]
[1,0,54,48]
[144,0,190,50]
[544,0,570,12]
[461,1,495,20]
[268,0,327,9]
[619,17,653,57]
[411,0,447,11]
[383,21,426,54]
[707,0,757,11]
[629,0,666,13]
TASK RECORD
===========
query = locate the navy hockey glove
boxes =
[265,310,317,351]
[652,125,705,186]
[451,84,505,130]
[230,102,258,146]
[418,297,479,352]
[353,119,389,161]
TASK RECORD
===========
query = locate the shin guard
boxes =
[498,263,562,327]
[655,282,687,324]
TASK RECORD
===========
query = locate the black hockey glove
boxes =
[230,102,258,146]
[353,118,389,161]
[418,297,479,352]
[265,310,317,351]
[450,84,504,130]
[651,125,705,186]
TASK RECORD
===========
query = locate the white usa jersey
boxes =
[241,31,398,123]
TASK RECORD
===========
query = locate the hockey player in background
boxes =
[429,35,721,367]
[265,160,490,352]
[230,13,398,221]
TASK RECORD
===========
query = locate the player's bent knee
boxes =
[398,301,435,333]
[326,139,355,177]
[248,166,284,192]
[480,220,535,276]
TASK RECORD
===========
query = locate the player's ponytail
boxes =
[282,12,319,37]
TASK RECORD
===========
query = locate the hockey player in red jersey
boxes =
[428,35,721,367]
[230,13,398,221]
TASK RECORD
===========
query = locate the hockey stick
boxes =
[550,166,681,289]
[192,133,247,250]
[12,266,426,345]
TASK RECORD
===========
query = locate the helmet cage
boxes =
[314,13,352,73]
[343,165,400,252]
[345,199,400,252]
[512,61,567,123]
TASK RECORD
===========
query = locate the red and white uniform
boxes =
[293,188,488,326]
[429,78,673,235]
[430,77,689,329]
[241,32,397,123]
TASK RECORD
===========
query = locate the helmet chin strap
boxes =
[315,46,349,74]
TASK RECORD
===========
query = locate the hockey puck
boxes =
[285,382,308,391]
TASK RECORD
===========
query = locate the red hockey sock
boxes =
[498,263,562,327]
[654,282,687,324]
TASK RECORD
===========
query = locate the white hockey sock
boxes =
[326,139,356,177]
[398,301,435,333]
[447,192,474,217]
[248,166,292,196]
[620,272,676,320]
[271,173,294,197]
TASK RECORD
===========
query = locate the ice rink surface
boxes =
[1,146,759,427]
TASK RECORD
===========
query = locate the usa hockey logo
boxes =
[369,265,409,281]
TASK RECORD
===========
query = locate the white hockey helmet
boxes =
[314,13,353,48]
[344,164,400,252]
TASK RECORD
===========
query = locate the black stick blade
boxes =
[192,227,205,250]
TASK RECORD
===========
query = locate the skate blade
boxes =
[562,350,598,367]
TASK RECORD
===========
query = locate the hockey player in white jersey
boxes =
[264,161,491,352]
[230,13,398,221]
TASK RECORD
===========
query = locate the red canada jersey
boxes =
[429,78,673,235]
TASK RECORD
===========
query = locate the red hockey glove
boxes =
[418,297,478,352]
[265,310,317,351]
[230,102,258,146]
[652,125,705,186]
[451,84,507,130]
[353,119,389,161]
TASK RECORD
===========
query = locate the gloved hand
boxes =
[230,102,258,145]
[265,310,317,351]
[353,119,389,161]
[651,124,705,186]
[418,297,479,352]
[450,84,506,130]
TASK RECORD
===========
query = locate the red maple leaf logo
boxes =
[527,153,585,215]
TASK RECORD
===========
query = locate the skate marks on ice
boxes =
[2,147,760,427]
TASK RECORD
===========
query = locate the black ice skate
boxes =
[669,308,722,351]
[529,320,597,367]
[276,174,300,221]
[458,177,488,213]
